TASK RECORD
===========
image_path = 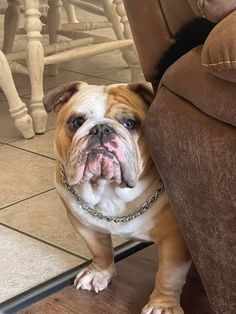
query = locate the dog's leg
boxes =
[66,208,116,293]
[142,233,191,314]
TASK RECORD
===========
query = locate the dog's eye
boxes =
[73,116,85,128]
[123,118,136,130]
[68,116,85,131]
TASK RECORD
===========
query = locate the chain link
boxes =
[60,163,164,223]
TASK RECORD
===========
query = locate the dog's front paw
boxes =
[74,265,116,293]
[141,298,183,314]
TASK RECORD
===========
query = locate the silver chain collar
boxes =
[60,163,164,223]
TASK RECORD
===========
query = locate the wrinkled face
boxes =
[44,82,153,188]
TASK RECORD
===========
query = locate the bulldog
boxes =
[44,81,191,314]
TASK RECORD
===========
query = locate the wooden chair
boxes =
[1,0,140,134]
[0,50,34,139]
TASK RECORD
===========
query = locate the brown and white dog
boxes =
[44,81,191,314]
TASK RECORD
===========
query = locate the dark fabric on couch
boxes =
[124,1,236,313]
[144,87,236,314]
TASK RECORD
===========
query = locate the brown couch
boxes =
[123,1,236,314]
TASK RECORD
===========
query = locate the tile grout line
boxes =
[59,67,102,77]
[59,66,125,82]
[4,127,57,145]
[0,221,88,261]
[6,143,56,161]
[0,188,56,211]
[17,67,107,99]
[0,91,30,103]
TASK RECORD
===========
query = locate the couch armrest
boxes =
[124,0,196,83]
[202,11,236,83]
[123,0,171,83]
[187,0,236,22]
[143,87,236,314]
[162,46,236,127]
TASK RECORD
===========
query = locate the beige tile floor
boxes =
[0,3,146,306]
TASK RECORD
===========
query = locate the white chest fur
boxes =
[55,177,169,242]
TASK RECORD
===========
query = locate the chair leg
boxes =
[47,0,62,76]
[2,0,21,54]
[102,0,123,39]
[24,0,47,134]
[109,0,141,81]
[62,0,78,23]
[0,51,35,139]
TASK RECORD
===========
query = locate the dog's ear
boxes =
[43,81,83,113]
[127,83,154,106]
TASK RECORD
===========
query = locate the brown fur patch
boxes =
[54,102,77,159]
[107,85,152,178]
[43,81,81,113]
[107,85,149,119]
[127,83,154,106]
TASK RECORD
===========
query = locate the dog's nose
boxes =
[89,124,115,137]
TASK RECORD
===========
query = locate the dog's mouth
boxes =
[82,146,122,185]
[66,127,139,188]
[66,141,124,186]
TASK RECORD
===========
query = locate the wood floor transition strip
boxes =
[0,242,151,314]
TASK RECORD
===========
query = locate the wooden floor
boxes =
[20,245,158,314]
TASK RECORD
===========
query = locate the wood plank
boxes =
[20,245,158,314]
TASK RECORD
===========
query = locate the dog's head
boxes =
[44,81,154,188]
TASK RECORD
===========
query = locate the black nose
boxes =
[89,124,115,137]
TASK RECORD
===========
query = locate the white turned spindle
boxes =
[69,0,105,17]
[3,0,21,54]
[0,51,35,139]
[24,0,47,134]
[6,38,94,62]
[44,39,132,65]
[62,0,78,23]
[47,0,62,76]
[113,0,132,38]
[112,0,141,81]
[102,0,124,40]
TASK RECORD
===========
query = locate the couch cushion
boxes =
[187,0,236,22]
[162,46,236,127]
[202,11,236,83]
